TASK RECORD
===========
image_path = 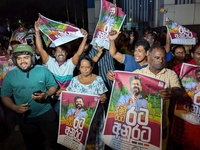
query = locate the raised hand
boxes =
[80,28,88,39]
[34,20,40,33]
[109,30,120,41]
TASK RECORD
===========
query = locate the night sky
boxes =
[0,0,88,31]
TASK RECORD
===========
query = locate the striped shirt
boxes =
[46,56,75,89]
[89,47,115,89]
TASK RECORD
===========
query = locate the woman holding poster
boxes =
[171,43,200,150]
[66,55,108,150]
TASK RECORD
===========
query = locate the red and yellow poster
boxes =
[91,0,126,50]
[174,63,200,125]
[37,14,83,47]
[103,71,166,150]
[0,56,8,87]
[58,91,99,150]
[10,27,28,44]
[166,18,197,45]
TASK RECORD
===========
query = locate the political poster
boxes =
[58,91,99,150]
[0,56,8,87]
[103,71,166,150]
[166,18,197,45]
[174,63,200,125]
[42,34,52,47]
[90,0,126,50]
[37,13,83,47]
[10,27,28,44]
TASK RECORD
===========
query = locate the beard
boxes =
[197,77,200,82]
[132,87,140,96]
[110,14,114,17]
[76,104,83,109]
[17,63,33,72]
[8,62,13,66]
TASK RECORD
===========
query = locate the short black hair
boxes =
[147,31,157,41]
[171,45,185,54]
[129,76,142,93]
[74,96,84,104]
[191,42,200,53]
[77,55,95,69]
[13,51,33,58]
[134,39,150,52]
[110,5,116,9]
[129,76,142,84]
[148,45,166,56]
[56,45,66,51]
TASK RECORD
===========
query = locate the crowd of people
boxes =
[0,20,199,150]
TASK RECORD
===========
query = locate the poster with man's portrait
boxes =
[174,63,200,125]
[90,0,126,50]
[0,56,8,87]
[37,13,84,46]
[58,91,99,150]
[103,71,166,150]
[166,18,197,45]
[10,27,28,43]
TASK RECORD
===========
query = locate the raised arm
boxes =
[34,21,49,63]
[91,44,104,63]
[164,31,171,53]
[72,29,88,65]
[109,31,124,63]
[128,32,135,52]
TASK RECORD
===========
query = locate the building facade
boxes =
[87,0,200,34]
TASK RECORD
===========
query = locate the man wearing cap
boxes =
[1,44,58,150]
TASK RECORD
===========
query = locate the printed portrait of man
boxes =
[102,5,116,32]
[185,69,200,94]
[66,96,87,119]
[116,76,148,112]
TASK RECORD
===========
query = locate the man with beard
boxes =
[34,21,88,115]
[185,69,200,94]
[102,5,116,32]
[116,76,147,112]
[3,57,16,77]
[66,96,86,119]
[1,44,58,150]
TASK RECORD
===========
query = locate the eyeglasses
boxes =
[194,52,200,56]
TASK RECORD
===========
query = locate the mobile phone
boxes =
[33,90,42,95]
